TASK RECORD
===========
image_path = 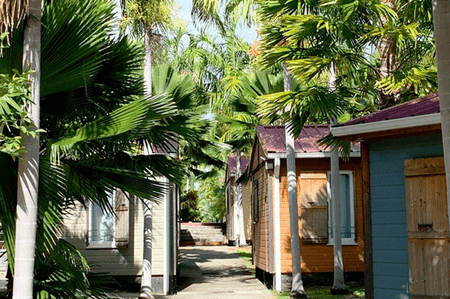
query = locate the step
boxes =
[179,223,226,246]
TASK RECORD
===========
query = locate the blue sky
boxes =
[174,0,257,44]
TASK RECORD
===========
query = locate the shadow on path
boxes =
[169,246,275,299]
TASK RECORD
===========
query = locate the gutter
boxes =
[331,113,441,137]
[274,158,282,292]
[267,152,361,159]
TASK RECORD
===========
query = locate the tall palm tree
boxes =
[179,14,254,242]
[119,2,175,297]
[0,0,207,297]
[0,0,41,297]
[432,0,450,249]
[284,64,307,298]
[257,1,437,297]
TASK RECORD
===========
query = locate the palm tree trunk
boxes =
[329,62,346,294]
[13,0,40,298]
[235,150,247,246]
[378,0,399,109]
[140,27,155,299]
[284,63,306,298]
[433,0,450,242]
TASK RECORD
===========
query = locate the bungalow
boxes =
[225,156,252,245]
[61,146,180,295]
[249,125,364,291]
[331,94,445,299]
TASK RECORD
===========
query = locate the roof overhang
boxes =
[331,113,441,140]
[267,152,361,159]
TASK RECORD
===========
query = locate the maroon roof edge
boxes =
[257,125,332,153]
[338,93,439,126]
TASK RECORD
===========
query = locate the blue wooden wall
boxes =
[369,134,443,299]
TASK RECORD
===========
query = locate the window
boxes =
[88,191,115,248]
[327,171,356,245]
[253,180,259,223]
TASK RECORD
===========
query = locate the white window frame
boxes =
[87,190,116,248]
[327,171,357,245]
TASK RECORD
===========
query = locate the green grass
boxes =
[236,248,255,276]
[236,248,365,299]
[271,287,365,299]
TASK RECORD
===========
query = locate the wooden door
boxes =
[405,157,449,298]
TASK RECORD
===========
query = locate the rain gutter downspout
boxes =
[164,177,170,294]
[274,157,282,291]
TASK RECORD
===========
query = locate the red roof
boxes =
[257,125,331,153]
[342,94,439,126]
[227,156,249,173]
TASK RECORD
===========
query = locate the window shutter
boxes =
[253,180,259,223]
[301,173,328,244]
[114,189,129,247]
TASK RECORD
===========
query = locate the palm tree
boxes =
[284,63,307,298]
[0,0,41,297]
[176,13,254,241]
[432,0,450,257]
[119,2,176,297]
[258,0,436,112]
[0,0,207,297]
[257,1,437,297]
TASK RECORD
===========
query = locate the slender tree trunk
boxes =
[235,150,247,246]
[140,27,155,299]
[284,64,306,298]
[329,63,346,294]
[433,0,450,240]
[13,1,40,298]
[378,0,399,109]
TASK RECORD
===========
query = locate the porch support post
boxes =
[362,141,373,299]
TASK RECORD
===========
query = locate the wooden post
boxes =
[361,141,373,299]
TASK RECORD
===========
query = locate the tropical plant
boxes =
[119,2,177,296]
[196,171,227,223]
[257,0,436,120]
[0,67,41,160]
[180,190,199,222]
[0,0,208,297]
[0,0,43,297]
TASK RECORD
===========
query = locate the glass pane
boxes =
[329,174,352,240]
[90,192,114,245]
[339,174,351,238]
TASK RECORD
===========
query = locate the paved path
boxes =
[111,246,275,299]
[167,246,275,299]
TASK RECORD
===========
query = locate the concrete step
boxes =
[180,223,226,246]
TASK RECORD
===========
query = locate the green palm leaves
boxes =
[257,0,437,129]
[0,0,207,296]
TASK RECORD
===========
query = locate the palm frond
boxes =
[317,133,352,160]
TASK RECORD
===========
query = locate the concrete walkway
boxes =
[167,246,275,299]
[111,246,275,299]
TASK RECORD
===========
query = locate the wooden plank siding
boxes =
[250,149,365,275]
[61,176,174,277]
[405,157,449,299]
[253,165,270,271]
[250,137,270,271]
[369,134,444,299]
[273,157,364,274]
[62,196,143,276]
